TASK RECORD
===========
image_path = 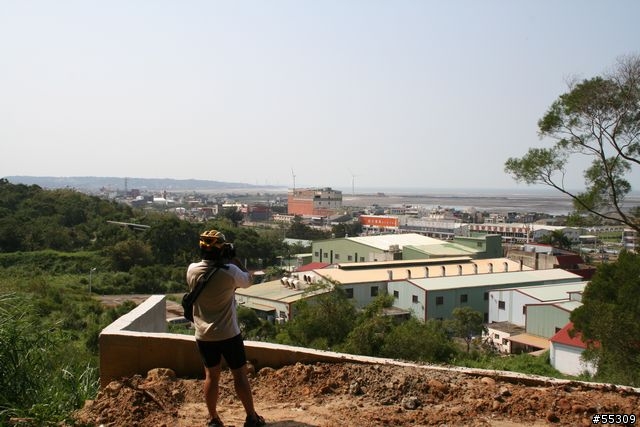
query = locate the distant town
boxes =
[7,176,634,257]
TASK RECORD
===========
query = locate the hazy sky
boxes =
[2,1,639,192]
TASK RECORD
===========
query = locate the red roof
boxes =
[295,262,330,272]
[555,254,585,266]
[550,322,597,349]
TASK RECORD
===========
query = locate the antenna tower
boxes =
[291,168,296,192]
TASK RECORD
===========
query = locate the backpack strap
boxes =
[191,267,219,302]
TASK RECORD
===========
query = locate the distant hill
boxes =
[3,176,286,193]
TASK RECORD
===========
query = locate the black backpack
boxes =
[181,267,218,322]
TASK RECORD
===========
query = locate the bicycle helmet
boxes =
[199,229,226,251]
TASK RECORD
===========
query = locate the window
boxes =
[347,255,353,261]
[314,251,319,257]
[494,333,499,339]
[484,312,489,322]
[436,296,444,305]
[279,311,286,319]
[334,254,340,260]
[484,292,489,301]
[502,338,509,345]
[460,294,468,303]
[345,288,354,299]
[359,257,365,262]
[393,290,399,299]
[555,327,561,333]
[370,286,379,297]
[498,300,506,310]
[412,295,419,303]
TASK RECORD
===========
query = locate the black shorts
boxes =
[196,333,247,370]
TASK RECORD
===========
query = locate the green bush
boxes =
[0,293,99,424]
[454,351,568,379]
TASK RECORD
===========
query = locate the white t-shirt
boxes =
[186,260,252,341]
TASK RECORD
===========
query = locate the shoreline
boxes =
[340,192,640,217]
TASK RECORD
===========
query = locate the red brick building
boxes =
[287,188,342,216]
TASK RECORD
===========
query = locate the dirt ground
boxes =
[72,361,640,427]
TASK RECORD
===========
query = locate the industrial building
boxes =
[549,322,597,376]
[287,187,343,216]
[235,277,333,324]
[486,282,586,354]
[468,223,583,244]
[238,255,586,327]
[311,233,503,264]
[389,268,583,324]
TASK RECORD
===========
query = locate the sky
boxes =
[2,1,640,193]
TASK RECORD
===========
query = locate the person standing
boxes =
[186,229,265,427]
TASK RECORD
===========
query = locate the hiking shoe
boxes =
[244,413,266,427]
[207,416,224,427]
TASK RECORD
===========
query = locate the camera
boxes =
[220,242,236,259]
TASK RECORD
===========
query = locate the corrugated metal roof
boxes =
[295,262,330,272]
[409,269,583,292]
[486,321,525,335]
[407,243,477,256]
[516,282,586,302]
[508,333,550,349]
[551,300,583,312]
[240,301,276,312]
[315,258,532,285]
[336,257,472,270]
[346,233,445,250]
[235,279,332,303]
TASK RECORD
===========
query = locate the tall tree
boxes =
[287,216,331,240]
[446,307,487,353]
[221,206,244,226]
[538,229,573,250]
[143,215,199,265]
[276,285,356,350]
[505,54,640,233]
[570,251,640,386]
[341,294,395,356]
[380,318,456,363]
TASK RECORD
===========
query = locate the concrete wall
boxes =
[388,281,427,321]
[99,295,639,395]
[549,342,597,376]
[343,280,388,309]
[98,294,423,388]
[99,295,203,388]
[488,288,534,326]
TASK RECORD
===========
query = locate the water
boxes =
[335,187,640,217]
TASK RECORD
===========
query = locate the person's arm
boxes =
[229,258,253,288]
[230,257,248,272]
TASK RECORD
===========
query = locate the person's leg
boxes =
[196,339,224,424]
[204,363,222,421]
[222,334,263,424]
[230,365,257,418]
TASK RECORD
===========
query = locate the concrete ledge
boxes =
[99,295,640,394]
